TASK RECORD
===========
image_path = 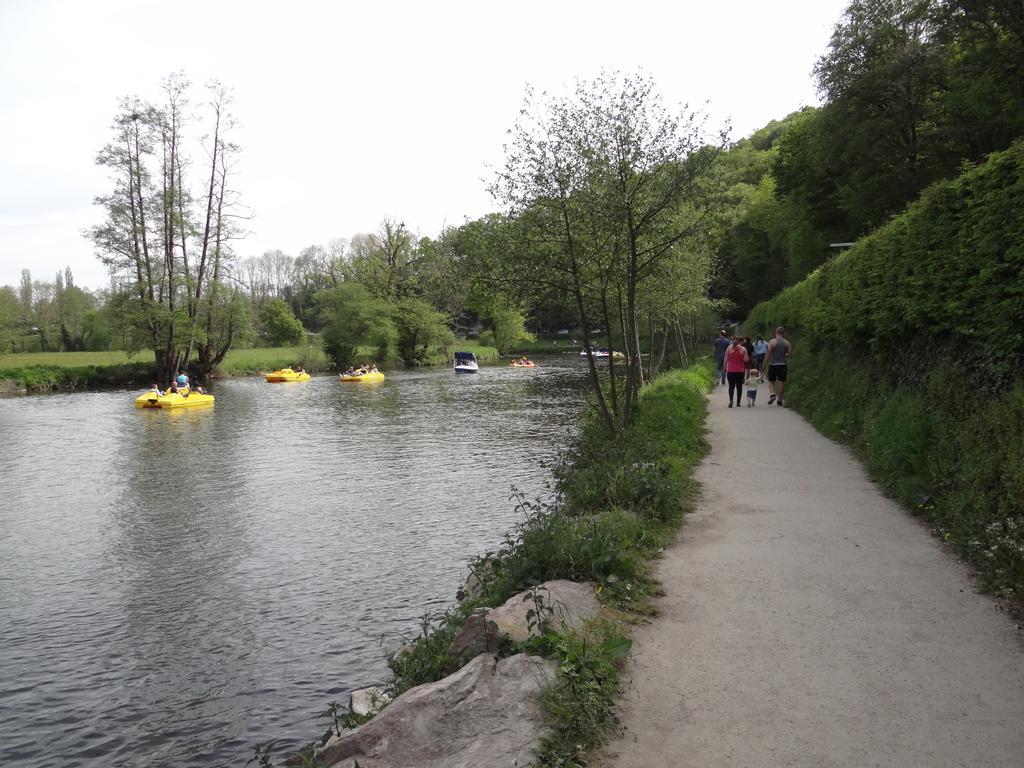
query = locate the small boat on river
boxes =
[134,387,215,409]
[265,367,311,383]
[339,370,385,382]
[579,347,623,359]
[509,358,537,368]
[454,351,479,374]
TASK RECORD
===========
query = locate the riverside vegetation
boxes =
[747,139,1024,604]
[0,342,499,393]
[262,361,715,768]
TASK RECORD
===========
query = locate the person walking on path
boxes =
[745,366,761,406]
[713,330,730,385]
[753,335,768,371]
[765,326,792,406]
[724,337,749,408]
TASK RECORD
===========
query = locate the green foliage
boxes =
[712,4,1024,317]
[387,606,474,696]
[488,297,536,354]
[245,743,275,768]
[0,286,21,353]
[0,362,156,392]
[216,345,329,375]
[459,360,714,611]
[534,623,630,768]
[558,362,715,523]
[259,299,306,346]
[393,298,454,366]
[318,283,397,367]
[475,499,655,609]
[709,109,837,315]
[747,141,1024,599]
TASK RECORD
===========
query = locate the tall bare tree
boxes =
[89,75,247,381]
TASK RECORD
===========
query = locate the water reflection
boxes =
[0,357,586,767]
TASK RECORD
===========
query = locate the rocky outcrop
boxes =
[490,580,601,641]
[316,653,556,768]
[449,580,602,658]
[448,607,503,660]
[350,686,392,717]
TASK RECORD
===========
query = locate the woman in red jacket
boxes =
[724,337,749,408]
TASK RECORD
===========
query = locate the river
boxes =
[0,357,587,767]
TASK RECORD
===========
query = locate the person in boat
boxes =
[150,383,164,396]
[295,366,306,374]
[369,363,379,373]
[168,380,179,394]
[176,370,189,389]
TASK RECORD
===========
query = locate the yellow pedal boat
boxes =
[266,368,311,383]
[339,371,385,382]
[134,389,215,409]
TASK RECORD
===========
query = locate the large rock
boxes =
[488,580,601,643]
[350,686,392,717]
[316,653,556,768]
[448,606,503,661]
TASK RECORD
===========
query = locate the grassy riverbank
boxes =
[381,360,716,766]
[0,342,500,393]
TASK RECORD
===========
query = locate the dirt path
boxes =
[595,391,1024,768]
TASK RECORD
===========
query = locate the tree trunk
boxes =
[561,201,613,433]
[599,286,619,418]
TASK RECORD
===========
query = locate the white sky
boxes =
[0,0,849,290]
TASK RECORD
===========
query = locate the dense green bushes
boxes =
[747,140,1024,600]
[0,362,156,392]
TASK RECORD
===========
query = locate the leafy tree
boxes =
[495,71,725,430]
[259,298,305,346]
[411,230,467,320]
[393,298,453,365]
[89,74,244,381]
[488,296,535,354]
[342,219,416,299]
[813,0,951,231]
[0,286,19,353]
[54,268,94,351]
[318,283,396,367]
[932,0,1024,160]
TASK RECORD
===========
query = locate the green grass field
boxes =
[0,350,154,370]
[0,342,499,375]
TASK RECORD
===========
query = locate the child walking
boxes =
[745,367,761,407]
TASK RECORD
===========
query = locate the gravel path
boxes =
[594,390,1024,768]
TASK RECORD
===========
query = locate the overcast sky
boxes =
[0,0,849,290]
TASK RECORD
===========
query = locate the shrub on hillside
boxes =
[747,140,1024,599]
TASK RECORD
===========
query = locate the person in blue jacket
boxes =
[713,330,730,384]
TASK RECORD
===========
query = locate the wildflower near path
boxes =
[595,393,1024,767]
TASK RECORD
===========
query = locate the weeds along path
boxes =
[595,389,1024,768]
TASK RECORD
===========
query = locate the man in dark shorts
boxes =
[713,329,730,384]
[765,326,793,406]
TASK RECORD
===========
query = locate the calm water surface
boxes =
[0,358,586,767]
